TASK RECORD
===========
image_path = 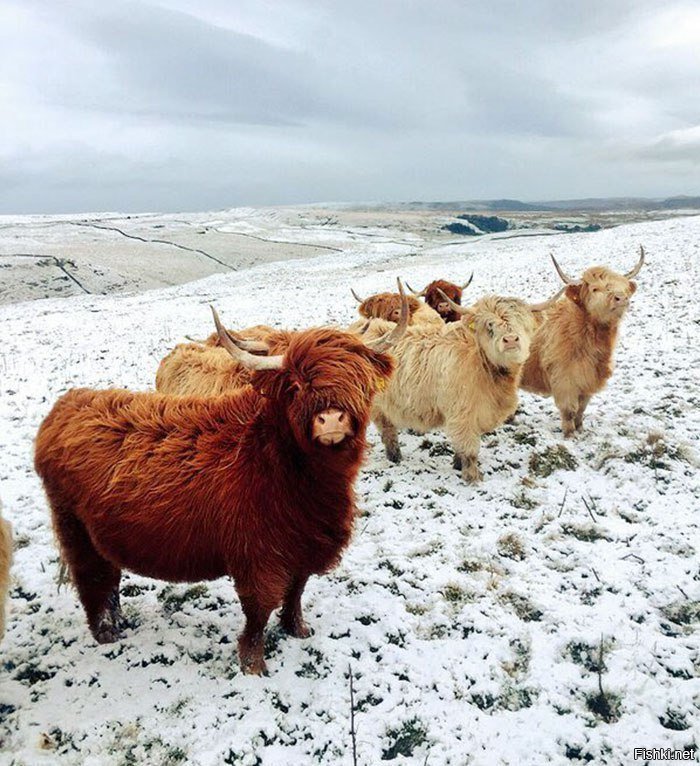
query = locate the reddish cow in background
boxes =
[521,248,645,436]
[406,276,473,323]
[35,302,407,675]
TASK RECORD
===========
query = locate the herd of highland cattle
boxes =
[0,248,644,676]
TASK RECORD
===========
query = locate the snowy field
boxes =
[0,212,698,765]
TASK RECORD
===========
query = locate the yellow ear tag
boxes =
[468,321,476,331]
[375,377,386,392]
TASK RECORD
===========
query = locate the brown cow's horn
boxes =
[550,253,580,285]
[459,273,474,291]
[529,286,566,312]
[211,307,283,370]
[185,335,207,345]
[625,245,645,278]
[350,288,364,303]
[365,278,410,352]
[405,281,427,297]
[436,287,470,316]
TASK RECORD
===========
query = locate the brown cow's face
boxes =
[359,294,420,324]
[566,267,637,323]
[463,296,538,368]
[425,281,462,318]
[254,329,394,453]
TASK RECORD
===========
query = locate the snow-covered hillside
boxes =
[1,213,698,765]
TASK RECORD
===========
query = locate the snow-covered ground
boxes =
[0,212,698,765]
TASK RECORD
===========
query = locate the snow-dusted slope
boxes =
[0,215,698,765]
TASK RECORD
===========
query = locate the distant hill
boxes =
[396,196,700,212]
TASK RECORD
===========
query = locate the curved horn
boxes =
[365,278,410,352]
[184,334,207,345]
[350,288,364,304]
[405,281,427,297]
[225,330,271,354]
[625,245,645,279]
[458,273,474,291]
[436,287,470,316]
[211,307,283,370]
[529,286,566,312]
[550,253,579,285]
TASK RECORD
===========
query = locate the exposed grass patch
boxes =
[497,532,527,560]
[566,639,613,673]
[624,431,685,471]
[560,522,611,543]
[158,584,209,615]
[457,557,484,573]
[381,718,428,760]
[499,591,543,622]
[512,431,537,446]
[659,709,690,731]
[441,583,472,605]
[510,490,538,510]
[660,601,700,636]
[529,445,578,477]
[429,441,452,457]
[585,688,621,723]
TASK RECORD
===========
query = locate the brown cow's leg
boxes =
[279,574,312,638]
[374,413,402,463]
[236,593,274,675]
[552,389,578,438]
[574,394,591,431]
[51,505,123,643]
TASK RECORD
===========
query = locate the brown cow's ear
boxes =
[565,284,581,303]
[628,281,637,295]
[250,369,283,397]
[460,309,477,329]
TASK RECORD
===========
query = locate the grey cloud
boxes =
[0,0,697,212]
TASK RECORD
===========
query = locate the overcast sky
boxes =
[1,0,699,213]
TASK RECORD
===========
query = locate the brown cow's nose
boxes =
[503,334,520,349]
[313,409,353,445]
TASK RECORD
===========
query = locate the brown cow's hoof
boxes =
[240,654,268,676]
[281,618,312,639]
[92,623,123,644]
[453,454,462,471]
[386,447,402,464]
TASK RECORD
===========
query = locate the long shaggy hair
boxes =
[351,293,442,332]
[0,502,12,640]
[156,329,293,396]
[521,265,638,436]
[424,280,464,323]
[35,328,394,674]
[366,295,541,482]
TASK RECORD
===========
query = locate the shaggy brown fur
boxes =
[423,280,464,323]
[156,329,293,396]
[0,502,12,640]
[35,328,394,674]
[521,265,638,436]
